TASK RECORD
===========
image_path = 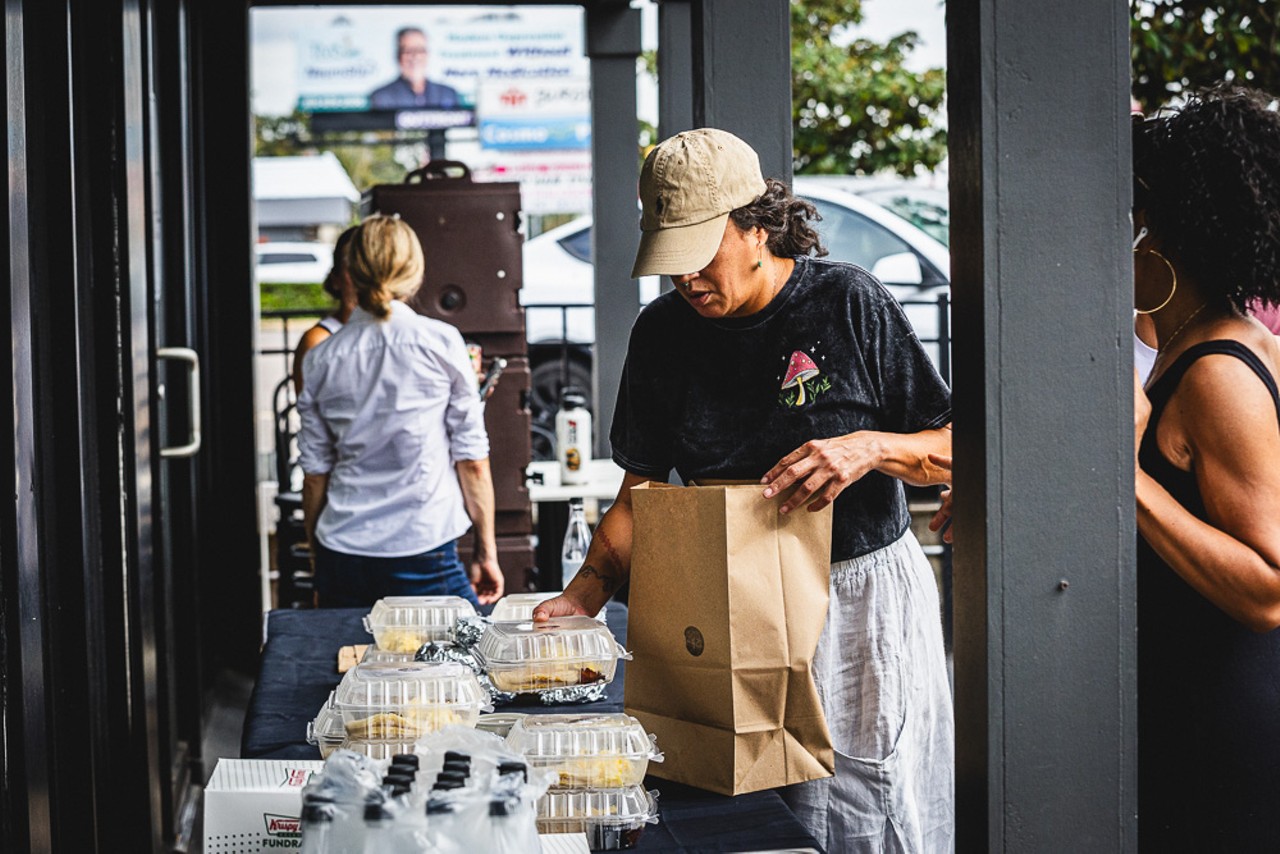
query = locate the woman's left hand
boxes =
[470,555,505,604]
[761,433,885,514]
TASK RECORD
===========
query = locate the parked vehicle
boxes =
[255,241,334,285]
[519,180,952,448]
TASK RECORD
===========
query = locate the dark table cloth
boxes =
[242,605,822,852]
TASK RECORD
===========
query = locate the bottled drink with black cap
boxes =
[561,497,591,588]
[298,800,335,854]
[361,801,393,854]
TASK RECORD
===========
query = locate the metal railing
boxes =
[264,294,953,396]
[260,307,330,379]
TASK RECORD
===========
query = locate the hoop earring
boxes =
[1134,248,1177,314]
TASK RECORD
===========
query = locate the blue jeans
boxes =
[313,540,479,608]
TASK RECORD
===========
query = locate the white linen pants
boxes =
[780,531,955,853]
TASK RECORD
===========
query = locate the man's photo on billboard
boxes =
[368,26,462,110]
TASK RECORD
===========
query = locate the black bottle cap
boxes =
[489,799,511,817]
[302,803,333,823]
[440,762,470,776]
[562,387,587,409]
[364,802,387,822]
[426,800,455,815]
[384,769,416,782]
[443,751,470,763]
[436,770,468,782]
[432,779,464,791]
[497,761,528,782]
[391,754,420,769]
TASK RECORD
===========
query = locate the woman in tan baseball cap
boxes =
[537,128,955,851]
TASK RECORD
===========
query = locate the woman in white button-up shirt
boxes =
[297,215,504,607]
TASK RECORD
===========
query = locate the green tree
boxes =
[791,0,947,176]
[1131,2,1280,111]
[253,110,414,195]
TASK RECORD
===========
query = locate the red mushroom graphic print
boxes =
[781,350,821,406]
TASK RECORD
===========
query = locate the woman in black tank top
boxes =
[1132,86,1280,850]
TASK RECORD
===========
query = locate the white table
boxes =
[526,458,626,503]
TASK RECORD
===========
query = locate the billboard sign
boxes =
[293,8,587,133]
[477,79,591,151]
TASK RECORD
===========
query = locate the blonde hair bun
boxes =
[345,214,425,319]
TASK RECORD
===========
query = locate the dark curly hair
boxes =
[1133,84,1280,312]
[322,225,359,301]
[729,178,828,258]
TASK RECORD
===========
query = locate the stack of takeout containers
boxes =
[507,713,663,849]
[307,661,489,758]
[476,617,629,694]
[489,591,607,623]
[362,595,478,653]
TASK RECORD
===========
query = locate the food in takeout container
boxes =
[330,661,489,741]
[306,699,419,759]
[362,595,478,651]
[536,786,660,850]
[490,591,606,623]
[505,713,663,789]
[476,617,630,693]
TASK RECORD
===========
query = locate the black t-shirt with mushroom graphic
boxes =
[611,255,951,562]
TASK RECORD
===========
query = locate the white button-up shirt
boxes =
[297,301,489,557]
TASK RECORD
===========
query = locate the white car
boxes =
[520,181,952,431]
[255,241,334,285]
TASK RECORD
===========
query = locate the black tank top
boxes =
[1137,339,1280,851]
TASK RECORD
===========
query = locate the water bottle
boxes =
[555,388,592,485]
[298,800,336,854]
[561,498,591,588]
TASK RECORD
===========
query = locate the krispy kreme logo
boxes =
[263,813,302,837]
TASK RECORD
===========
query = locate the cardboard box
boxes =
[204,758,325,852]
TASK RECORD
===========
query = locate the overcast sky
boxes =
[848,0,947,72]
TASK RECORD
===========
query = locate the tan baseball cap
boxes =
[630,128,767,278]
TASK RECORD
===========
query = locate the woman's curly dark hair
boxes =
[729,178,828,259]
[1133,84,1280,312]
[322,225,359,301]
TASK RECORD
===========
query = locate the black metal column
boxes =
[586,2,641,459]
[948,0,1137,849]
[657,0,693,141]
[690,0,792,184]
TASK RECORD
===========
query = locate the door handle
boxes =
[156,347,202,458]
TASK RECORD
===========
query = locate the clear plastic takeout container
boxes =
[490,591,606,623]
[330,661,489,741]
[359,645,419,665]
[475,712,528,739]
[506,713,662,789]
[362,595,478,652]
[306,700,419,759]
[476,617,630,693]
[537,786,660,850]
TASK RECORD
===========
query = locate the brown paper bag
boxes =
[624,481,834,796]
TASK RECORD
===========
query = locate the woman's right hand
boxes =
[532,591,594,622]
[926,453,954,544]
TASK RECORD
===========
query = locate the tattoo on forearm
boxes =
[596,528,624,573]
[577,565,618,595]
